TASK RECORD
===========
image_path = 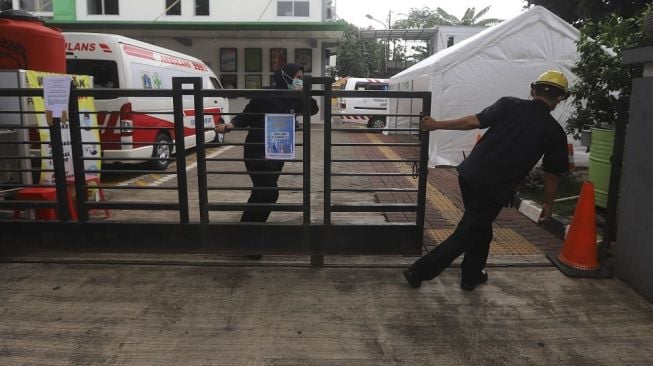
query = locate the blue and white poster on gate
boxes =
[265,113,295,160]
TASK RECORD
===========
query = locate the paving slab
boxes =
[1,262,652,365]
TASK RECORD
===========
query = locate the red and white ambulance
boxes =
[63,33,229,170]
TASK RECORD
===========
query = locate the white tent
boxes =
[387,6,583,167]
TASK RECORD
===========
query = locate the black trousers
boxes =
[241,159,284,222]
[411,176,503,284]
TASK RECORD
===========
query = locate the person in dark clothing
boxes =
[403,70,570,291]
[216,63,319,224]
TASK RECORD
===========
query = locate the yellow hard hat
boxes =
[534,70,568,93]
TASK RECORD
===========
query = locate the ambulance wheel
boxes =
[367,116,386,130]
[151,133,172,170]
[213,119,225,144]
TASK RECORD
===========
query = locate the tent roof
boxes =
[391,6,580,83]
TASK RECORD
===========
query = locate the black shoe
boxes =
[244,255,263,260]
[460,270,488,292]
[403,269,422,289]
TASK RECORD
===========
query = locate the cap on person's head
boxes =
[532,70,568,95]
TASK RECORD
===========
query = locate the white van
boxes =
[63,32,230,170]
[335,77,389,129]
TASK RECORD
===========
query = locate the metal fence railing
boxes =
[0,77,430,260]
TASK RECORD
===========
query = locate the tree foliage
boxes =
[528,1,652,136]
[392,7,447,29]
[392,6,502,28]
[390,6,500,63]
[525,0,652,25]
[335,23,384,78]
[566,6,650,136]
[336,6,503,75]
[435,6,502,26]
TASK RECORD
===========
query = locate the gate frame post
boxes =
[415,96,431,250]
[68,84,89,222]
[172,78,192,224]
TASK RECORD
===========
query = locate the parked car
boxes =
[335,77,389,129]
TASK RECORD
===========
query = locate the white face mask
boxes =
[290,78,303,90]
[282,69,303,90]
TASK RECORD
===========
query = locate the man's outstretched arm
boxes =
[420,115,481,131]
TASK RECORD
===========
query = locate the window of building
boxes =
[0,0,12,11]
[195,0,208,16]
[19,0,52,12]
[277,1,309,17]
[277,1,292,16]
[88,0,119,15]
[447,36,455,48]
[294,1,308,16]
[166,0,181,15]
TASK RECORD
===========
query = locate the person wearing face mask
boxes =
[216,63,319,247]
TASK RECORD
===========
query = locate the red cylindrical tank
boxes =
[0,9,66,73]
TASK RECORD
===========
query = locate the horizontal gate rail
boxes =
[331,203,419,212]
[89,185,178,190]
[331,188,419,193]
[207,203,304,211]
[208,186,303,191]
[332,172,418,177]
[90,202,181,210]
[0,222,418,256]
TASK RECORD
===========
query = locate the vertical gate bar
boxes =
[192,79,209,224]
[172,78,190,224]
[48,80,73,222]
[302,78,311,226]
[304,77,320,266]
[68,87,89,222]
[323,78,332,225]
[415,93,431,248]
[50,115,71,221]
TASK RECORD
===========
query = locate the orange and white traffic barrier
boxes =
[339,115,370,122]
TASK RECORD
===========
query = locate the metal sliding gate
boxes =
[0,76,430,262]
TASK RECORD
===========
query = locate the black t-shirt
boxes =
[457,97,569,205]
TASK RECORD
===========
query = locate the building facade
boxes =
[1,0,53,18]
[2,0,345,114]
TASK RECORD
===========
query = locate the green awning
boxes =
[46,20,347,40]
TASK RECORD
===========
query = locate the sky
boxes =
[334,0,528,29]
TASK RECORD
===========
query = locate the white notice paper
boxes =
[42,75,72,118]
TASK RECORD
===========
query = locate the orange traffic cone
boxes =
[558,181,599,270]
[546,181,613,278]
[547,181,605,277]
